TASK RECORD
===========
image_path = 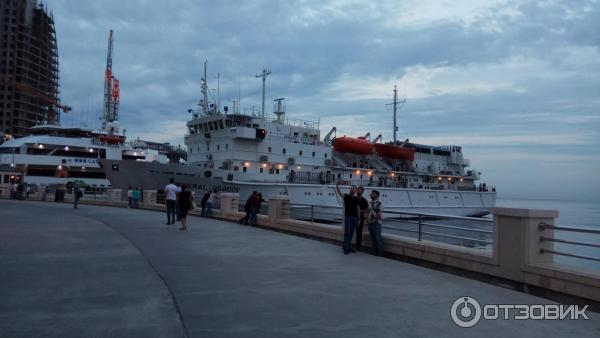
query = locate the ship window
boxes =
[312,152,315,157]
[217,145,220,151]
[226,144,228,150]
[299,150,303,156]
[260,168,263,173]
[283,148,286,154]
[350,174,352,178]
[324,153,328,158]
[190,148,192,153]
[276,169,280,174]
[209,123,214,131]
[243,166,247,172]
[218,120,224,129]
[268,146,271,152]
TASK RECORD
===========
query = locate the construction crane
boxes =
[102,30,120,130]
[0,75,71,125]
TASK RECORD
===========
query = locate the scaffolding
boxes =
[0,0,64,138]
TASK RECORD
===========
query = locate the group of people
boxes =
[127,187,143,208]
[8,182,26,200]
[238,191,265,226]
[164,178,218,231]
[335,181,383,256]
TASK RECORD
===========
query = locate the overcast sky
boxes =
[49,0,599,202]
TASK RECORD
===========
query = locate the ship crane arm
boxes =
[373,134,382,143]
[324,127,336,146]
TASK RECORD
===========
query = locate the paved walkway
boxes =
[0,200,598,337]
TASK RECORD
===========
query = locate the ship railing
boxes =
[538,222,600,264]
[285,204,494,250]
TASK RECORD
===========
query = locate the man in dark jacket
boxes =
[355,186,369,251]
[239,191,257,225]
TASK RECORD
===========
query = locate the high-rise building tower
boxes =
[0,0,65,139]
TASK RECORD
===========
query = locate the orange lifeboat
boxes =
[332,136,373,155]
[374,143,415,161]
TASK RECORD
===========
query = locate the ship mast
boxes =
[202,60,209,114]
[256,69,271,117]
[391,85,406,144]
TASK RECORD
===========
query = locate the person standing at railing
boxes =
[132,187,141,209]
[250,193,265,227]
[367,190,383,256]
[336,181,359,255]
[239,191,257,225]
[73,183,82,209]
[200,191,211,217]
[164,178,181,225]
[127,186,133,208]
[355,186,369,252]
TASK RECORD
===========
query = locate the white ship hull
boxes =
[101,159,495,218]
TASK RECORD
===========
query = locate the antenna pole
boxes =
[202,60,209,114]
[256,69,271,117]
[393,85,397,143]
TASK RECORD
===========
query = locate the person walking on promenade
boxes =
[355,186,369,251]
[127,186,133,208]
[367,190,383,256]
[73,183,81,209]
[132,187,141,209]
[335,181,359,254]
[249,192,265,227]
[239,191,257,225]
[164,178,181,225]
[178,185,193,231]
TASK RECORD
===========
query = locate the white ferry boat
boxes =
[101,66,496,217]
[0,122,170,189]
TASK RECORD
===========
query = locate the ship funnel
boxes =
[273,98,286,123]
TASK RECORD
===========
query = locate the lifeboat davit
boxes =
[374,143,415,161]
[332,136,373,155]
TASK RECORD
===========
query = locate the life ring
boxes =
[204,170,212,178]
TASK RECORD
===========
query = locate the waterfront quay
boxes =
[1,199,599,337]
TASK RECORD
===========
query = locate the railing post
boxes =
[310,205,314,224]
[106,189,122,204]
[219,193,240,219]
[268,195,290,226]
[418,215,423,241]
[491,207,558,282]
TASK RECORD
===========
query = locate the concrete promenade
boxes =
[0,200,598,337]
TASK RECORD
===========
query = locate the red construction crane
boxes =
[102,30,119,130]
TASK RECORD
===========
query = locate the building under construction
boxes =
[0,0,68,140]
